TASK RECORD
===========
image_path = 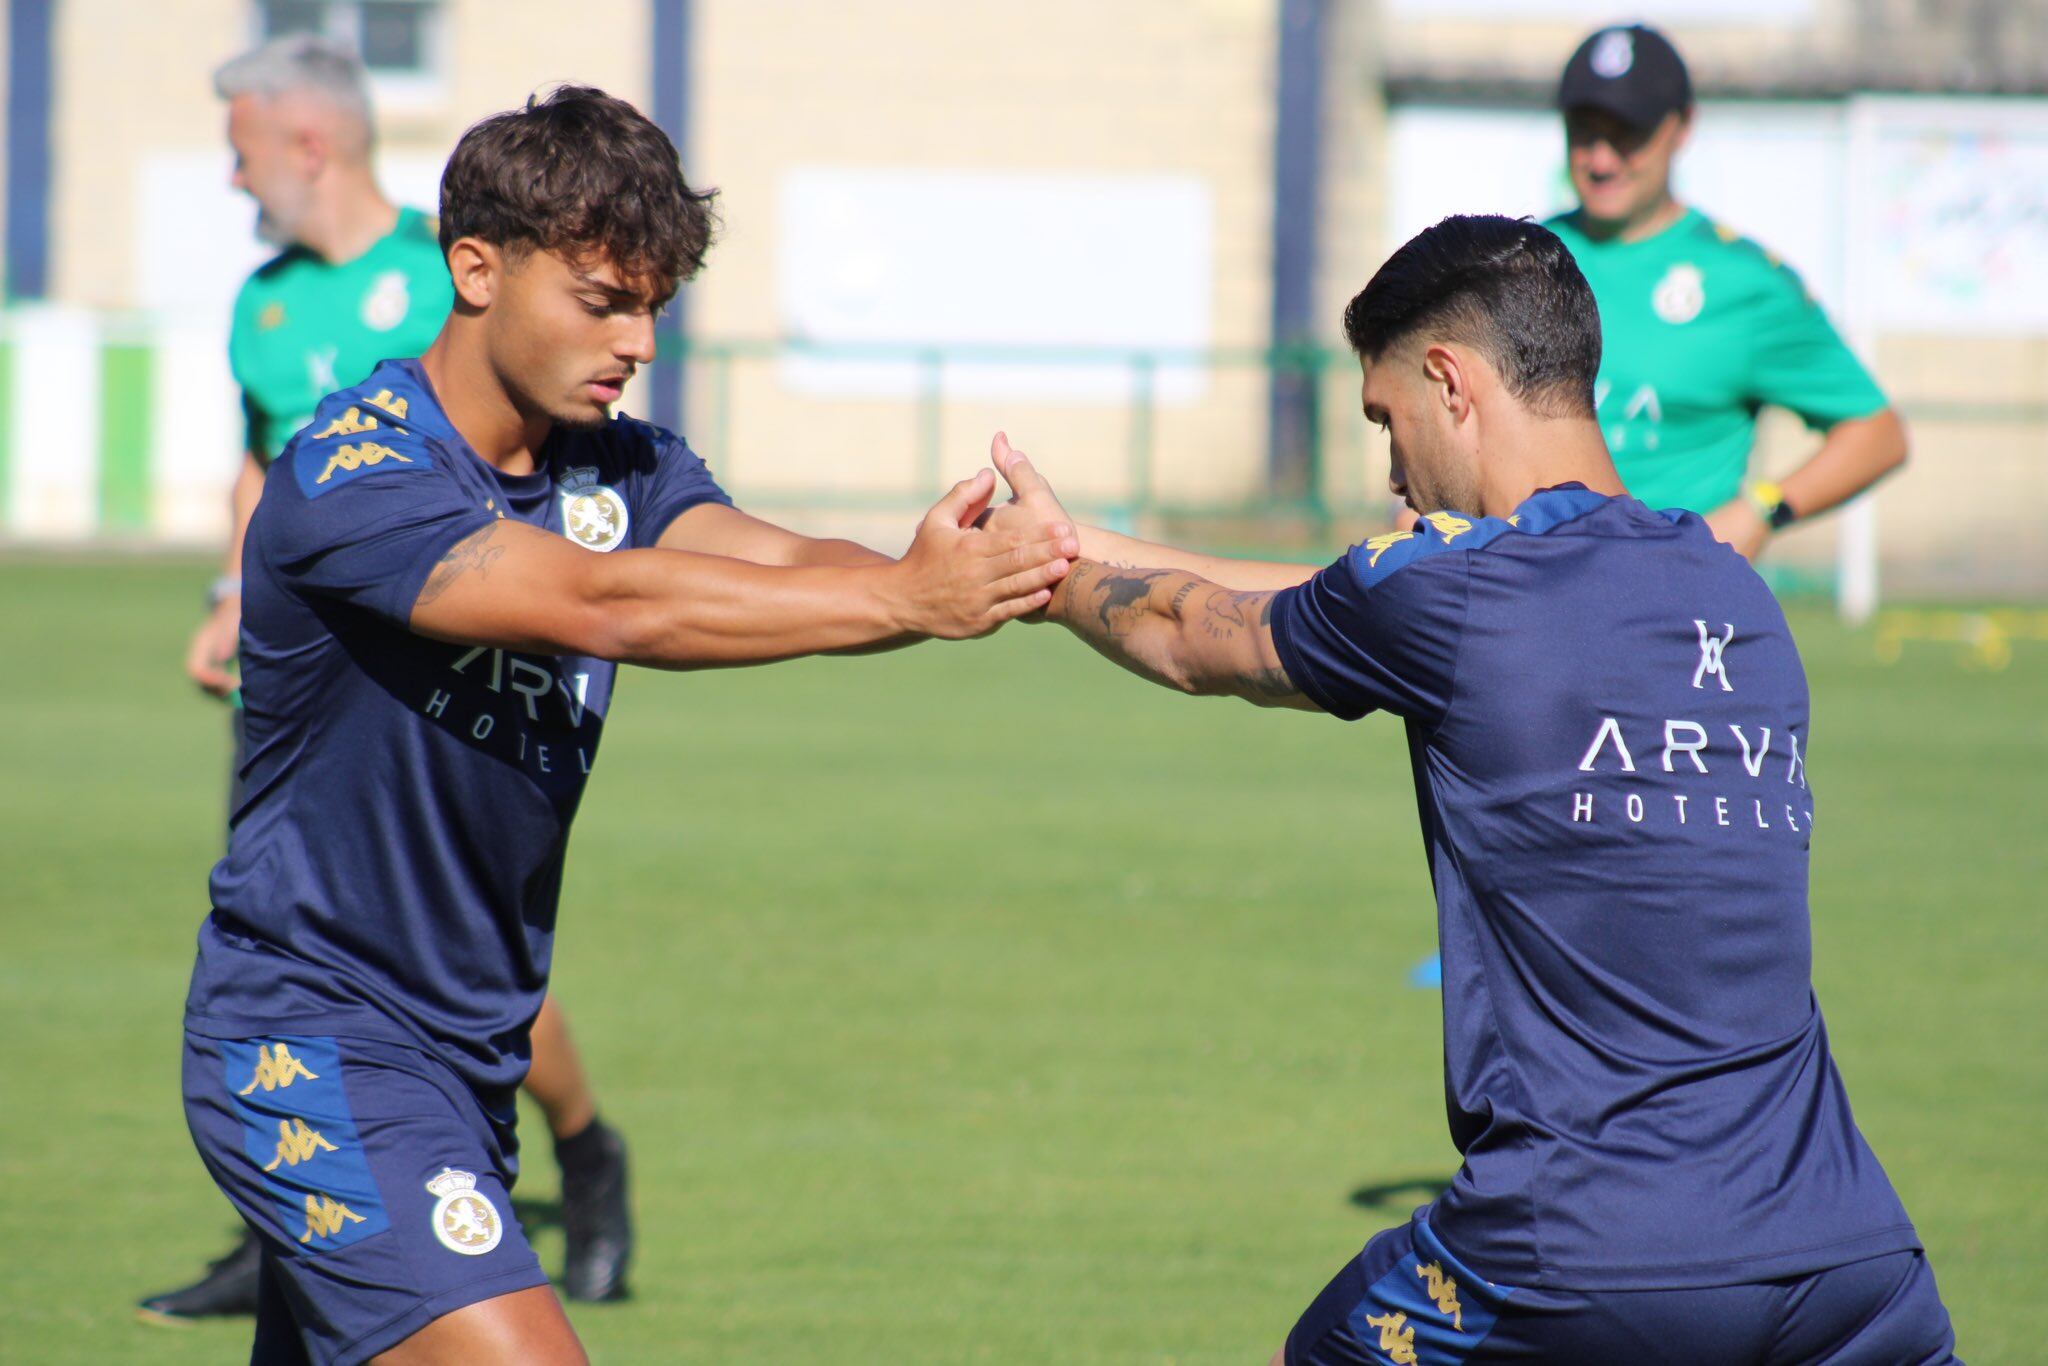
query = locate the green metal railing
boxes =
[669,336,1357,527]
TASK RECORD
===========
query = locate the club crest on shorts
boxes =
[425,1168,503,1256]
[1653,263,1705,324]
[557,466,630,552]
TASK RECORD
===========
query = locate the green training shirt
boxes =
[1546,207,1886,514]
[227,206,453,464]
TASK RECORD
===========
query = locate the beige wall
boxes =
[684,0,1308,508]
[47,0,645,309]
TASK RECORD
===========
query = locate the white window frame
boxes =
[253,0,449,113]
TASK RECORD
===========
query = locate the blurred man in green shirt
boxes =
[148,34,634,1321]
[1545,23,1906,558]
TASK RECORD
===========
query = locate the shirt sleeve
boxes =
[1268,539,1469,724]
[1745,266,1889,430]
[629,429,734,548]
[261,429,495,628]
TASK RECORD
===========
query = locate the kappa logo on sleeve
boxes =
[294,425,434,498]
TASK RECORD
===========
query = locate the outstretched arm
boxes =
[1044,559,1315,709]
[658,501,893,569]
[1075,525,1318,592]
[410,471,1075,669]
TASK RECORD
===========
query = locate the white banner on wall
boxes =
[1388,101,1850,311]
[1846,98,2048,335]
[777,168,1213,403]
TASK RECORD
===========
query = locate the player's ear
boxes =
[446,238,500,311]
[1666,108,1694,156]
[290,122,328,180]
[1423,343,1471,424]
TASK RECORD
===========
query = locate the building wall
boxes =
[684,0,1306,509]
[46,0,645,310]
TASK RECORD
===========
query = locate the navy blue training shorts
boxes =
[1285,1213,1959,1365]
[183,1030,549,1365]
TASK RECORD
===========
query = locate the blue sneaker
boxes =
[1406,953,1442,989]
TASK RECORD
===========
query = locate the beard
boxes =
[254,206,292,247]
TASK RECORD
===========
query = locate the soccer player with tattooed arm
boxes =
[979,215,1957,1365]
[179,86,1075,1365]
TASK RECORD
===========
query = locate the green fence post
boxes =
[99,338,153,533]
[0,327,12,525]
[918,348,943,499]
[711,346,733,477]
[1303,346,1330,534]
[1123,354,1156,530]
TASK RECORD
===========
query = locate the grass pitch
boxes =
[0,559,2041,1363]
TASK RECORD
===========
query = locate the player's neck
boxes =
[1479,418,1624,517]
[419,333,551,478]
[297,176,399,266]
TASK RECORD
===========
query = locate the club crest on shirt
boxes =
[425,1168,503,1256]
[1652,263,1705,324]
[360,269,412,332]
[557,466,630,553]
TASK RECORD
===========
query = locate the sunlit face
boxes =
[483,247,664,430]
[1565,106,1688,228]
[1361,344,1479,517]
[226,93,316,247]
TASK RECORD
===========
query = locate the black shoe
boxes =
[137,1228,263,1322]
[558,1118,633,1302]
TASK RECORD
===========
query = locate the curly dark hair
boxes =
[438,84,718,295]
[1343,214,1600,419]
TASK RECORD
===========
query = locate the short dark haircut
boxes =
[1342,215,1601,418]
[439,85,718,295]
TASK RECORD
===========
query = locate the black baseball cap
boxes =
[1557,24,1692,130]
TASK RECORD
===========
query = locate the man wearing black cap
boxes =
[1547,22,1907,560]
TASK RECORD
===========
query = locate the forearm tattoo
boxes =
[1055,561,1300,702]
[418,522,507,606]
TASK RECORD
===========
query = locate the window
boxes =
[257,0,446,106]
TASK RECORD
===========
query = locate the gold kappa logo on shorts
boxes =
[299,1194,366,1244]
[238,1043,319,1094]
[262,1117,338,1172]
[1416,1259,1464,1330]
[1364,1310,1418,1364]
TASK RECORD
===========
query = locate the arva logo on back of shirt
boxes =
[1567,617,1813,834]
[419,644,606,787]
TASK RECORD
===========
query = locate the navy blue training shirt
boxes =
[1269,485,1919,1291]
[186,358,731,1092]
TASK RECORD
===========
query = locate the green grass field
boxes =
[1,559,2042,1363]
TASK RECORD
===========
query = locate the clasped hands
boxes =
[892,432,1078,639]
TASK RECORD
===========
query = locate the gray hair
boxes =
[213,34,373,135]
